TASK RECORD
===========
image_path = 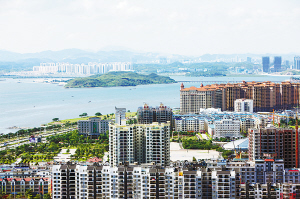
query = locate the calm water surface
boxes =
[0,75,294,134]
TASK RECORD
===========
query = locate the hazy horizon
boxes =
[0,0,299,56]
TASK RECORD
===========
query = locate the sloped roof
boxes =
[223,138,248,150]
[87,157,102,163]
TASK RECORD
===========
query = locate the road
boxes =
[0,127,76,150]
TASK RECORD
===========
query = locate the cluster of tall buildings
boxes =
[262,56,300,72]
[180,81,300,113]
[32,62,132,75]
[262,56,282,73]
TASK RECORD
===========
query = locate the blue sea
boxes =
[0,75,294,134]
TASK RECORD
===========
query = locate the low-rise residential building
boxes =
[0,177,50,198]
[214,119,241,139]
[174,117,205,132]
[78,117,109,139]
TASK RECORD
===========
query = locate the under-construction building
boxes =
[248,127,300,168]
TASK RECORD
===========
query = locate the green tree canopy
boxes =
[79,113,88,117]
[52,118,59,122]
[25,189,33,199]
[95,112,102,116]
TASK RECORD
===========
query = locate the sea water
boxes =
[0,75,293,134]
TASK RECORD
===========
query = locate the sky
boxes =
[0,0,299,56]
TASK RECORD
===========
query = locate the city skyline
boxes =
[0,0,299,56]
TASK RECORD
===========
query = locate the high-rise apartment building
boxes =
[248,127,300,168]
[274,56,282,72]
[295,56,300,70]
[234,98,253,112]
[137,103,173,126]
[262,57,270,73]
[180,81,300,113]
[109,122,170,167]
[180,83,224,114]
[78,117,109,138]
[115,107,126,125]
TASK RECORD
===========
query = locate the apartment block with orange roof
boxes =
[180,81,300,113]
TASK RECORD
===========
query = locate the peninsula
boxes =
[65,71,176,88]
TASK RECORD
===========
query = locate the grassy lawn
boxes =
[56,111,137,124]
[205,132,212,140]
[126,112,137,117]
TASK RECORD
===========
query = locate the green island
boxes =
[65,71,176,88]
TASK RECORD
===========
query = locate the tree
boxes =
[43,193,51,199]
[95,112,102,116]
[52,118,59,122]
[25,189,33,199]
[33,194,41,199]
[79,113,88,117]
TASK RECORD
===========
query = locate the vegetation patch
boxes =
[65,71,176,88]
[182,137,234,159]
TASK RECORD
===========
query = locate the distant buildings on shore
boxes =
[32,62,132,75]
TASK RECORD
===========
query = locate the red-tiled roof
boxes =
[87,157,102,163]
[264,159,274,162]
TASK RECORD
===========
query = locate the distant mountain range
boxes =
[0,48,298,73]
[0,48,298,63]
[0,49,187,63]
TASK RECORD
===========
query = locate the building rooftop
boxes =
[223,138,249,150]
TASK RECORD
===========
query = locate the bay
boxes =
[0,75,294,134]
